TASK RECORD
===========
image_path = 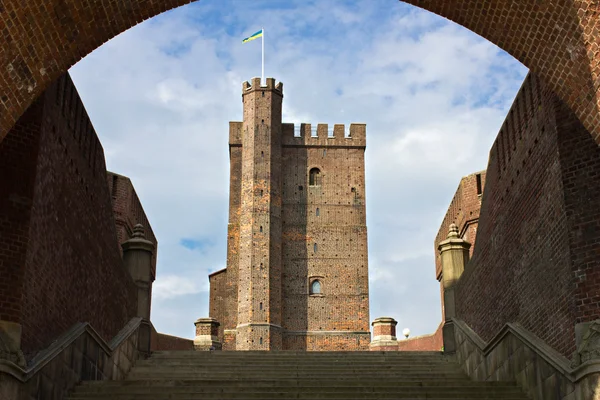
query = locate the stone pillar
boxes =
[369,317,399,351]
[437,223,471,354]
[194,318,222,351]
[122,224,155,321]
[122,224,155,357]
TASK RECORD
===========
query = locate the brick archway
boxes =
[0,0,599,142]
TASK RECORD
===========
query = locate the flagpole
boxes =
[261,27,265,83]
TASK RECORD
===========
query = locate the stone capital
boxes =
[438,224,471,289]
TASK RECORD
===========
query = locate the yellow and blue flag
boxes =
[243,29,263,43]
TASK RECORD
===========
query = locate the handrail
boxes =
[0,317,145,382]
[452,318,600,383]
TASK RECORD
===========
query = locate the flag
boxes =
[243,29,263,43]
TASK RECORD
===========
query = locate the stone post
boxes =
[194,318,222,351]
[122,224,155,320]
[437,223,471,354]
[369,317,399,351]
[122,224,155,356]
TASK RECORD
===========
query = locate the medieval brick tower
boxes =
[208,77,370,351]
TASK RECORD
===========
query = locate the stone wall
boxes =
[0,73,138,361]
[452,318,600,400]
[0,318,148,400]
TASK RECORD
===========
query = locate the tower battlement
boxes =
[281,123,366,147]
[229,122,366,148]
[242,77,283,94]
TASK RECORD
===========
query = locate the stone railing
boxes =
[452,317,600,400]
[0,317,151,400]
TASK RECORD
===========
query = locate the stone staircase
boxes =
[68,351,530,399]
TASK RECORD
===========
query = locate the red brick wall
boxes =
[209,269,227,342]
[235,78,285,350]
[1,73,139,360]
[397,323,443,351]
[210,86,370,351]
[151,326,194,351]
[106,172,158,282]
[554,85,600,329]
[284,334,370,351]
[434,172,486,280]
[456,73,600,357]
[2,2,599,153]
[0,98,44,326]
[280,123,370,351]
[434,172,486,320]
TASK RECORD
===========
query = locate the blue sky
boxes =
[70,0,527,340]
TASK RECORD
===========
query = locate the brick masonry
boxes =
[434,171,486,322]
[397,323,443,351]
[107,172,158,304]
[456,72,600,358]
[151,327,194,351]
[0,1,599,147]
[0,73,158,360]
[209,78,370,350]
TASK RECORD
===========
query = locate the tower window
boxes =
[260,226,263,233]
[476,173,483,195]
[309,168,321,186]
[323,149,326,157]
[261,151,264,158]
[259,302,263,310]
[259,337,263,344]
[314,243,318,253]
[262,91,265,97]
[316,208,320,216]
[310,280,321,295]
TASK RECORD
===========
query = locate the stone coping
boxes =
[452,318,600,382]
[0,317,146,382]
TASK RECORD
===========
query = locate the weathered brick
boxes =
[209,78,370,350]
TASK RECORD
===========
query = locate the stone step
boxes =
[131,364,462,371]
[67,351,528,400]
[137,360,457,366]
[68,391,528,400]
[72,385,527,395]
[79,380,519,389]
[124,373,472,381]
[148,353,448,359]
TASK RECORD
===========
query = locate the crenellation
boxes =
[242,77,284,95]
[280,122,366,147]
[317,123,328,139]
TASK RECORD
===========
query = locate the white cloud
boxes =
[70,0,527,339]
[153,275,207,300]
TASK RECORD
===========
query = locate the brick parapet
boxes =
[454,72,595,357]
[106,172,158,280]
[230,122,366,148]
[3,73,140,360]
[434,171,485,281]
